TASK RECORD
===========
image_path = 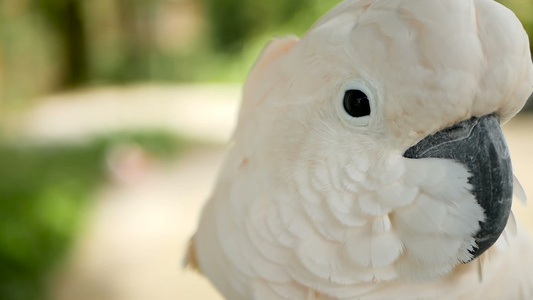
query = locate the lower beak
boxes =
[403,113,513,261]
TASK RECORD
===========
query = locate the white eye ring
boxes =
[336,80,376,127]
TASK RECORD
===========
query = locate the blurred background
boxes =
[0,0,533,299]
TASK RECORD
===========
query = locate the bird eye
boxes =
[343,90,371,118]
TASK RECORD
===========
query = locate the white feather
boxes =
[513,175,528,204]
[190,0,533,298]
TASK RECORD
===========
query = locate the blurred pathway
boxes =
[6,84,241,144]
[15,85,240,300]
[51,147,225,300]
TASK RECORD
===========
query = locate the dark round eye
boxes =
[343,90,370,118]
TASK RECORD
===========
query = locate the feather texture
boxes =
[189,0,533,299]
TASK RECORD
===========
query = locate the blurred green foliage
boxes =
[0,0,531,106]
[0,0,342,106]
[0,131,192,300]
[204,0,308,52]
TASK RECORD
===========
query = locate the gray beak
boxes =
[403,113,513,261]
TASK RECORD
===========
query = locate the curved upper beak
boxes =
[403,113,513,262]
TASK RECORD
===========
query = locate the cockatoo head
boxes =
[235,0,532,282]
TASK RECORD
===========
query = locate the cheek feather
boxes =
[285,154,485,284]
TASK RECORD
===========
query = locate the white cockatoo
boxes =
[186,0,533,299]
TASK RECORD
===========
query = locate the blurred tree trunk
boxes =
[62,1,87,86]
[35,0,88,87]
